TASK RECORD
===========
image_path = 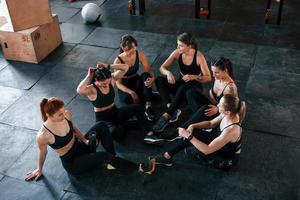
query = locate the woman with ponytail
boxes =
[25,97,155,181]
[145,57,238,145]
[148,32,211,135]
[152,95,246,170]
[77,64,154,141]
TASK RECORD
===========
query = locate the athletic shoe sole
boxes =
[156,161,173,167]
[166,136,183,142]
[143,138,166,145]
[169,109,182,123]
[153,121,169,132]
[144,111,154,121]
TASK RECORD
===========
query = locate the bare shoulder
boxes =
[223,124,241,140]
[64,110,72,120]
[224,83,238,96]
[138,50,147,60]
[36,128,50,144]
[171,49,180,59]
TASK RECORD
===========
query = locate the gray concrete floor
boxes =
[0,0,299,199]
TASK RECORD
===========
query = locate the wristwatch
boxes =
[187,134,194,141]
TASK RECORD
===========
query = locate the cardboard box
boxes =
[0,15,62,63]
[0,0,53,32]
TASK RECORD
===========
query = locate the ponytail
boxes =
[39,97,65,122]
[222,95,246,123]
[40,98,48,122]
[238,100,246,123]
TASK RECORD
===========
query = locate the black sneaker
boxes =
[169,109,182,123]
[152,154,173,167]
[139,158,156,175]
[152,116,169,132]
[144,134,166,145]
[88,132,97,152]
[145,106,155,121]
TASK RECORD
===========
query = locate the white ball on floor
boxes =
[81,3,101,23]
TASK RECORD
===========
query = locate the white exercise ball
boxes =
[81,3,101,23]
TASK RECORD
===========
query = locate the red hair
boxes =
[40,97,65,122]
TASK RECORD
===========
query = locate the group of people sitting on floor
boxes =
[25,32,246,181]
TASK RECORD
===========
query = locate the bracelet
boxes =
[187,134,194,141]
[107,64,111,70]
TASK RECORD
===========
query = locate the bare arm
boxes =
[139,51,155,87]
[65,111,88,145]
[76,68,95,96]
[139,51,154,77]
[25,132,48,181]
[179,123,235,155]
[190,129,233,155]
[160,49,178,76]
[196,52,211,83]
[97,61,129,79]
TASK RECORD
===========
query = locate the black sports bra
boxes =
[178,50,201,75]
[220,122,242,156]
[90,84,115,108]
[43,119,74,150]
[118,50,139,77]
[211,82,233,103]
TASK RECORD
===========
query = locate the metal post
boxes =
[195,0,200,18]
[277,0,284,25]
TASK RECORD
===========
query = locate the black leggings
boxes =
[155,76,202,115]
[167,128,239,169]
[118,72,152,104]
[61,122,138,175]
[95,105,152,139]
[186,88,212,112]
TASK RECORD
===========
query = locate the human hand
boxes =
[182,74,195,82]
[204,105,218,116]
[96,61,109,69]
[178,127,190,139]
[144,76,154,88]
[166,71,176,84]
[129,91,139,103]
[187,125,194,134]
[88,67,96,77]
[25,169,42,181]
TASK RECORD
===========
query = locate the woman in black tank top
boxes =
[25,97,156,181]
[114,35,156,121]
[146,33,211,136]
[151,95,246,170]
[77,65,154,141]
[145,57,239,145]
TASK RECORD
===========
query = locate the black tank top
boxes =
[43,119,74,150]
[211,82,233,103]
[90,84,115,108]
[118,50,139,77]
[220,122,242,157]
[178,50,201,75]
